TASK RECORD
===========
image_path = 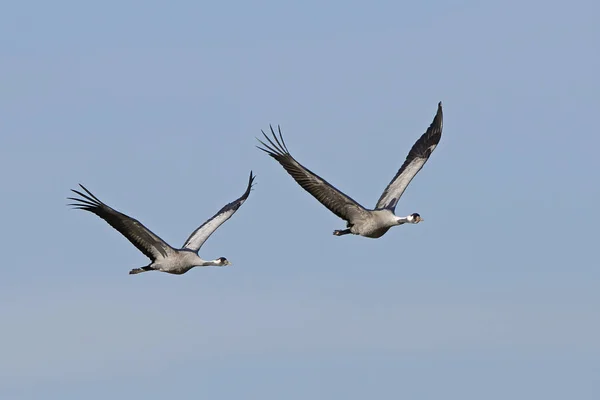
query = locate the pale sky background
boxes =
[1,0,599,399]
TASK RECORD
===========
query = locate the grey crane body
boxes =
[257,102,443,239]
[68,172,255,275]
[336,209,413,238]
[134,249,224,275]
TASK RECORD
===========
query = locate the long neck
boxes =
[395,215,411,225]
[202,259,221,266]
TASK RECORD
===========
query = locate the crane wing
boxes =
[182,171,255,252]
[257,125,369,223]
[68,185,175,261]
[375,102,443,211]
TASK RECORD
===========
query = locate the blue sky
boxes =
[1,0,598,399]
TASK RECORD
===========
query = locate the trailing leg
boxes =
[333,229,351,236]
[129,265,155,275]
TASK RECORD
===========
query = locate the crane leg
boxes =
[129,266,154,275]
[333,229,351,236]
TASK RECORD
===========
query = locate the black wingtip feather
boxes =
[239,171,257,200]
[277,125,289,153]
[69,187,102,205]
[256,135,282,157]
[68,188,102,210]
[248,171,257,191]
[264,130,286,154]
[77,184,103,204]
[256,125,290,158]
[269,125,288,154]
[248,171,257,190]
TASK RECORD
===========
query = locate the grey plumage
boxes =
[68,172,255,274]
[257,102,443,238]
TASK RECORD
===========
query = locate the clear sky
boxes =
[1,0,598,399]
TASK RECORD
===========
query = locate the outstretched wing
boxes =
[375,102,443,211]
[68,184,175,261]
[182,171,255,252]
[257,125,369,222]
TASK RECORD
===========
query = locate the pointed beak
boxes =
[225,260,232,266]
[418,217,424,222]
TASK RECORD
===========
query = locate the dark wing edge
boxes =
[68,184,174,260]
[256,125,368,222]
[182,171,256,252]
[375,102,443,211]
